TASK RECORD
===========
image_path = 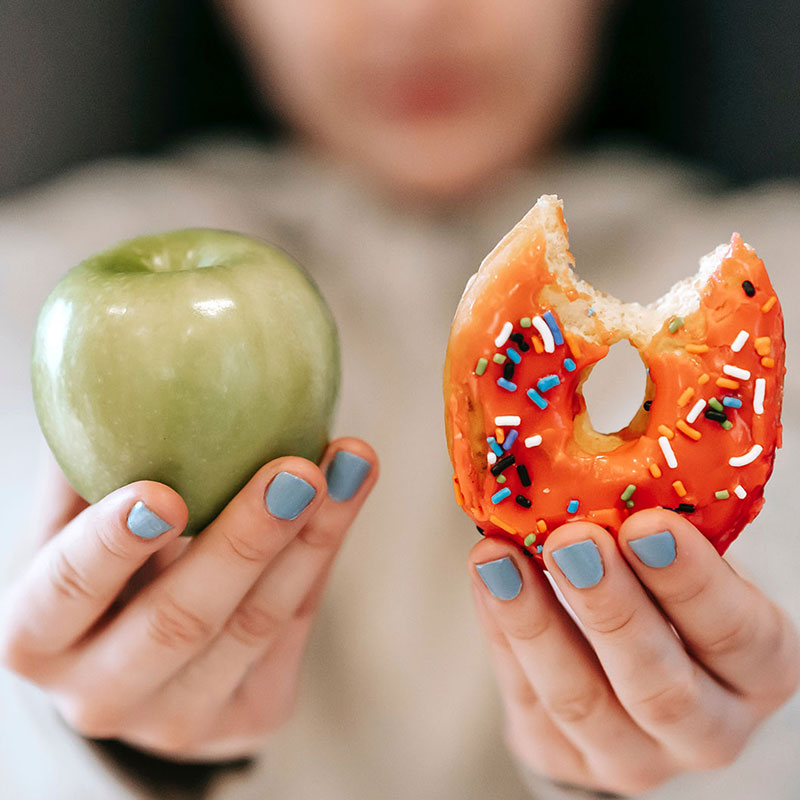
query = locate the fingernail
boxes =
[551,540,603,588]
[325,451,371,502]
[629,530,676,568]
[126,501,172,539]
[475,557,522,600]
[265,472,316,520]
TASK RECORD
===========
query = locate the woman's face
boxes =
[221,0,607,202]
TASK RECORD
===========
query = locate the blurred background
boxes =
[2,0,799,197]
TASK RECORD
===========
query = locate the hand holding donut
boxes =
[469,509,800,796]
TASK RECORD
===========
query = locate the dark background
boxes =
[1,0,799,196]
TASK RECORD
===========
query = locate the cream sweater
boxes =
[0,139,798,800]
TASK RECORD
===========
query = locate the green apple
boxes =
[32,229,340,535]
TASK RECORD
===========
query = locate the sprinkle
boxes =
[734,484,747,499]
[490,454,515,476]
[762,357,775,368]
[676,419,702,440]
[698,373,710,385]
[715,490,730,500]
[453,476,464,506]
[704,408,727,423]
[503,362,516,382]
[722,420,733,430]
[649,463,662,478]
[658,424,674,440]
[526,388,548,409]
[516,495,532,509]
[536,519,548,533]
[487,451,497,465]
[524,435,543,448]
[492,353,507,364]
[516,464,531,487]
[677,387,695,407]
[491,487,511,504]
[536,544,543,553]
[643,400,653,411]
[626,500,635,509]
[563,358,576,372]
[509,333,529,351]
[487,437,503,456]
[708,397,724,412]
[495,415,521,426]
[730,330,749,352]
[520,317,532,328]
[716,377,740,390]
[476,526,484,535]
[723,364,751,381]
[502,430,519,451]
[672,480,687,497]
[659,436,678,469]
[686,344,709,354]
[729,444,763,467]
[587,307,596,317]
[475,357,488,375]
[620,484,637,501]
[754,336,771,356]
[531,335,544,354]
[564,331,582,359]
[496,475,506,484]
[686,399,706,423]
[495,427,505,444]
[542,310,564,346]
[532,315,555,353]
[489,514,516,535]
[753,378,765,414]
[742,280,756,297]
[523,533,537,546]
[761,295,777,313]
[537,374,561,392]
[676,503,695,513]
[494,321,513,347]
[722,397,742,408]
[506,347,521,364]
[668,317,684,333]
[497,378,517,392]
[567,499,580,514]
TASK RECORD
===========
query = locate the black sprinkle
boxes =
[515,495,532,508]
[518,339,530,352]
[490,454,515,476]
[643,400,652,411]
[516,464,532,487]
[509,332,524,344]
[476,526,485,536]
[742,280,756,297]
[503,362,515,381]
[704,408,727,422]
[677,503,696,514]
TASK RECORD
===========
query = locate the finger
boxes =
[33,451,89,543]
[618,509,800,710]
[0,482,186,671]
[542,522,756,769]
[470,536,668,792]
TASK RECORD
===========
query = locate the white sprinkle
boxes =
[494,321,513,348]
[686,398,707,424]
[658,436,678,469]
[487,451,498,465]
[729,444,763,467]
[731,330,749,352]
[723,364,751,381]
[753,378,766,414]
[532,315,555,353]
[494,415,521,426]
[524,435,543,448]
[734,484,747,499]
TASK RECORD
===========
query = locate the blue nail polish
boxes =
[552,540,603,588]
[629,530,676,568]
[126,501,172,539]
[476,557,522,600]
[266,472,316,520]
[326,451,371,502]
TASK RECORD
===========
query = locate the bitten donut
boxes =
[443,195,785,562]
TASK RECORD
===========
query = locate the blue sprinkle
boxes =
[542,310,564,346]
[722,397,743,408]
[526,388,548,409]
[487,437,503,457]
[497,377,517,392]
[502,429,519,451]
[506,347,521,364]
[587,307,596,317]
[537,374,561,392]
[491,487,511,504]
[536,544,543,553]
[567,499,579,514]
[563,358,576,372]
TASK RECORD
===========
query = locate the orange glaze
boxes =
[444,206,785,563]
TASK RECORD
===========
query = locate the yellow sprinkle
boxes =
[536,519,548,533]
[495,427,505,445]
[672,480,687,497]
[658,424,674,440]
[453,476,464,507]
[686,344,709,354]
[761,295,777,313]
[531,334,544,354]
[489,514,517,535]
[649,463,662,479]
[564,331,582,359]
[676,419,702,441]
[677,387,695,407]
[761,356,775,368]
[716,377,740,390]
[754,336,771,356]
[698,373,710,385]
